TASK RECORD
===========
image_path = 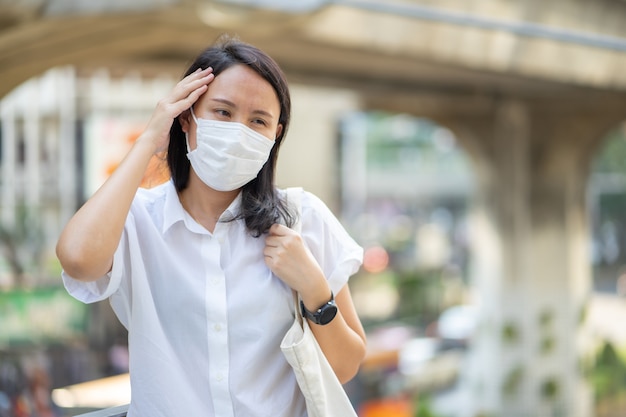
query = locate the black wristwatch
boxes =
[301,292,337,325]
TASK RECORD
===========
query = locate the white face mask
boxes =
[186,108,275,191]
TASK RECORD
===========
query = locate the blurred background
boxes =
[1,0,626,416]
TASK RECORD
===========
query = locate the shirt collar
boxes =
[162,180,186,234]
[223,192,243,220]
[162,180,243,234]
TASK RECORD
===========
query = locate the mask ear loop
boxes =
[184,132,191,154]
[190,106,199,123]
[185,107,199,153]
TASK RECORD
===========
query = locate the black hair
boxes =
[167,35,295,237]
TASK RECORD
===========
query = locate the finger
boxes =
[176,84,208,111]
[177,74,213,101]
[184,67,212,82]
[264,237,279,249]
[263,248,279,266]
[168,74,213,116]
[169,69,214,103]
[183,67,213,87]
[183,71,214,92]
[269,223,290,236]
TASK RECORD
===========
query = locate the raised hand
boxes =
[142,67,214,154]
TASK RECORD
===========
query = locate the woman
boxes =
[56,36,367,416]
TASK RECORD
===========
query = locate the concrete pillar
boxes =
[24,79,40,209]
[0,99,16,226]
[276,84,360,212]
[450,100,604,417]
[57,67,77,225]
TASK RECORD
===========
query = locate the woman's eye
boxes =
[215,109,230,117]
[252,118,267,126]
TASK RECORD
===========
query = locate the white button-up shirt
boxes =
[63,181,363,417]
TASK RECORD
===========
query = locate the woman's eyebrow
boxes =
[210,97,275,119]
[210,97,236,107]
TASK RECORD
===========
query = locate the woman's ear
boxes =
[179,109,192,133]
[275,124,283,140]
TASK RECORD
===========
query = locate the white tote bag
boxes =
[280,187,358,417]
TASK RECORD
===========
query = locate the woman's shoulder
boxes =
[279,186,325,210]
[279,187,363,266]
[278,187,341,226]
[131,181,172,216]
[136,181,171,202]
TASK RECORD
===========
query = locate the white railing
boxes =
[74,404,129,417]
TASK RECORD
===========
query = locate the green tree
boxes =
[0,205,45,287]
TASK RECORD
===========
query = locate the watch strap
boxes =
[300,291,336,325]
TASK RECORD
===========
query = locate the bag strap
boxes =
[284,187,304,321]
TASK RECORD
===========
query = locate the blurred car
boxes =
[398,304,477,393]
[430,304,478,350]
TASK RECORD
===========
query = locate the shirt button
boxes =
[216,373,224,382]
[214,324,222,332]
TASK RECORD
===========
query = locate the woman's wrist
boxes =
[135,132,163,156]
[299,273,333,313]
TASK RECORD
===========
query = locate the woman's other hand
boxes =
[263,223,327,297]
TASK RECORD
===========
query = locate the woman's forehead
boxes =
[201,65,280,114]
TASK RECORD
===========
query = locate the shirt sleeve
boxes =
[61,219,131,304]
[299,190,363,295]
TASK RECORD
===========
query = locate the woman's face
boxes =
[182,64,283,148]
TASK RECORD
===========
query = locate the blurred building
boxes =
[0,68,77,288]
[0,67,179,288]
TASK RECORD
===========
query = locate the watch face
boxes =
[319,304,338,325]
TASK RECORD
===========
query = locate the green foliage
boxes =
[0,205,45,286]
[394,269,443,325]
[537,309,556,355]
[538,309,554,328]
[588,341,626,401]
[540,377,560,400]
[363,111,470,175]
[593,126,626,174]
[414,396,447,417]
[597,193,626,220]
[540,336,556,355]
[502,365,524,396]
[501,322,519,344]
